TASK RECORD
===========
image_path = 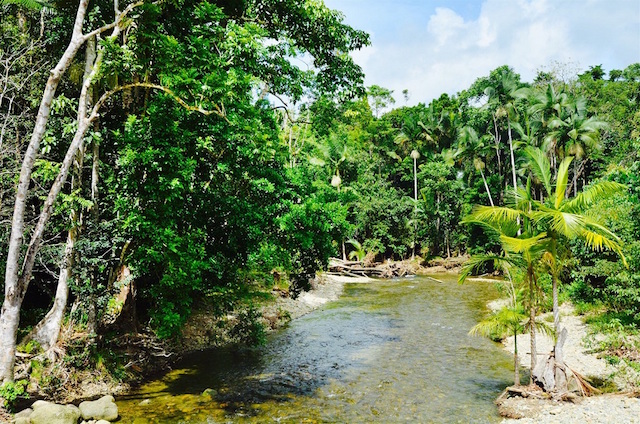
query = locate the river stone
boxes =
[13,407,32,424]
[202,388,217,397]
[30,400,81,424]
[79,395,118,421]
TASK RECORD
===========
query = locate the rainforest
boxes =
[1,0,640,422]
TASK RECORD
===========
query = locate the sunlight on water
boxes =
[117,275,512,423]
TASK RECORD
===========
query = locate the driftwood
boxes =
[328,258,416,278]
[497,384,550,401]
[532,327,600,398]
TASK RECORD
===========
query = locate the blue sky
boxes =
[323,0,640,106]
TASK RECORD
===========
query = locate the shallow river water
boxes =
[117,275,513,423]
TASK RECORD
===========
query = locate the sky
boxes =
[323,0,640,106]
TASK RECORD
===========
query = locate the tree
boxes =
[457,126,495,207]
[0,0,148,383]
[0,0,370,382]
[469,305,527,386]
[366,85,395,118]
[460,218,550,383]
[525,147,626,336]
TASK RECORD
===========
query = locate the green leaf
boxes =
[554,156,573,209]
[524,146,552,196]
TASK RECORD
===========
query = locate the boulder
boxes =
[30,400,81,424]
[13,407,32,424]
[79,395,118,421]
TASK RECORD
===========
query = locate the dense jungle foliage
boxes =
[1,0,639,393]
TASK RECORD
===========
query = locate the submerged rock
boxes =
[79,395,118,421]
[202,388,218,398]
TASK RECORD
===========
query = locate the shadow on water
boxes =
[117,275,513,423]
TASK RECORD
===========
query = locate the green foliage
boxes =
[3,0,639,369]
[279,196,340,293]
[0,380,29,411]
[469,305,526,342]
[346,239,366,261]
[228,306,266,346]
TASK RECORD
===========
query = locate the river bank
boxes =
[488,301,640,422]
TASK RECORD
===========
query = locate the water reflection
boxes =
[117,275,512,423]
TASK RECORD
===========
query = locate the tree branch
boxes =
[82,0,145,42]
[90,83,229,123]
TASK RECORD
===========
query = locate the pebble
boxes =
[501,394,640,424]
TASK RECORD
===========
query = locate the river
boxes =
[117,275,513,423]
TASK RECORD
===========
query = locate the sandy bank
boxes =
[496,303,640,423]
[269,273,375,321]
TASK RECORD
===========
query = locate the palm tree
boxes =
[346,239,366,262]
[542,100,607,196]
[460,219,550,383]
[484,68,528,201]
[462,148,626,392]
[469,305,527,386]
[525,146,627,335]
[457,126,495,206]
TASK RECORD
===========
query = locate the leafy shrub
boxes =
[229,306,266,346]
[0,380,29,411]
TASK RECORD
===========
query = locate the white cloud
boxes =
[330,0,640,106]
[427,8,467,48]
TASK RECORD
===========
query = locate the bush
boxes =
[0,380,29,411]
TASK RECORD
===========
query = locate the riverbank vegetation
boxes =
[1,0,639,410]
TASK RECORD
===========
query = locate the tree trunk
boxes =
[479,168,494,206]
[0,0,142,382]
[528,265,537,384]
[492,114,502,179]
[508,120,517,195]
[514,333,520,386]
[27,36,96,351]
[533,328,569,393]
[26,228,76,351]
[507,120,521,235]
[550,237,560,336]
[86,132,100,335]
[0,0,91,383]
[552,275,559,335]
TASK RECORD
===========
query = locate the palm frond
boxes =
[469,306,527,339]
[531,208,583,239]
[525,317,554,337]
[499,233,548,255]
[554,156,573,209]
[466,205,523,227]
[563,181,627,213]
[551,210,585,238]
[346,239,363,251]
[524,146,552,196]
[579,222,627,268]
[458,255,519,285]
[1,0,52,10]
